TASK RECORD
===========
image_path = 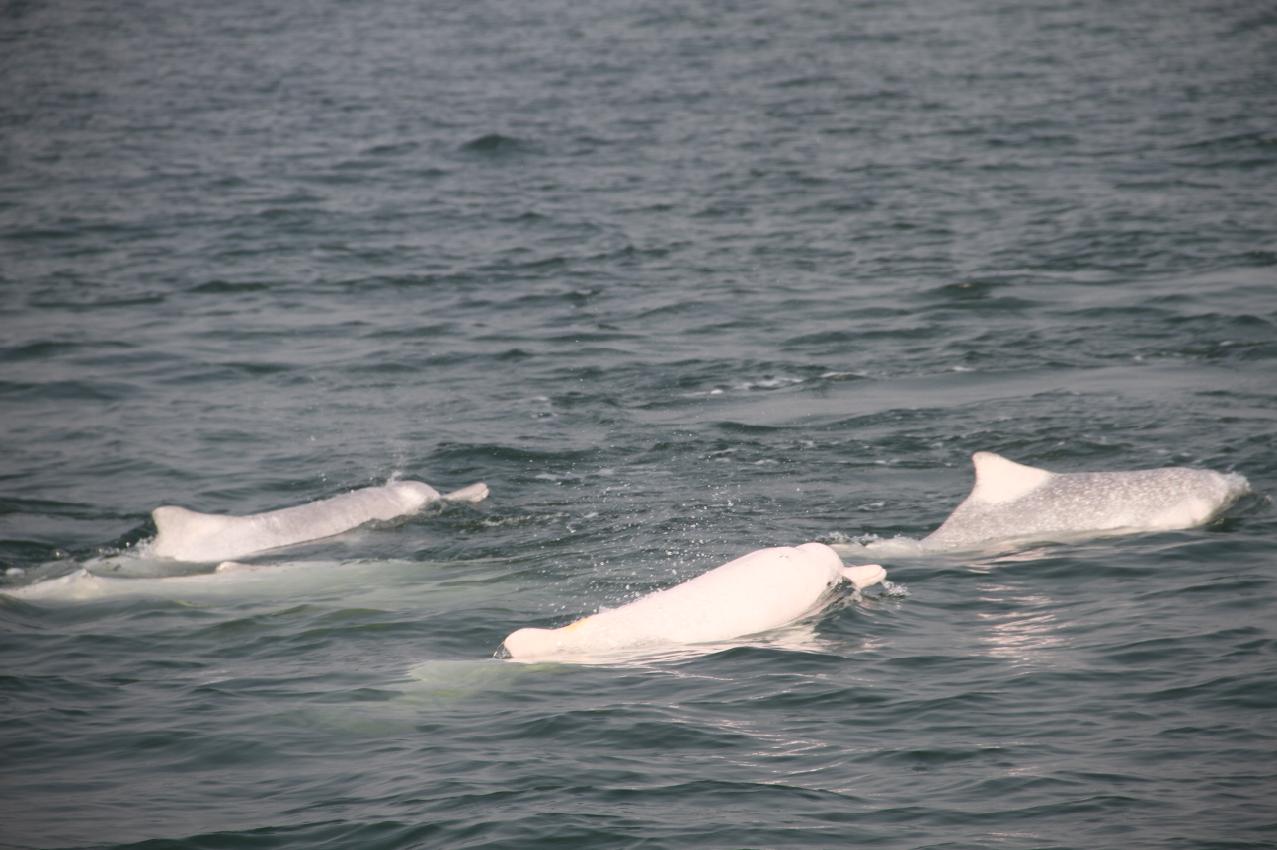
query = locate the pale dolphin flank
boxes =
[915,451,1250,552]
[150,480,489,563]
[502,542,886,662]
[5,561,305,602]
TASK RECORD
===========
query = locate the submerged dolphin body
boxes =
[6,561,306,603]
[502,542,886,662]
[909,451,1249,553]
[150,480,489,563]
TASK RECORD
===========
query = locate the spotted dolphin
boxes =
[912,451,1249,552]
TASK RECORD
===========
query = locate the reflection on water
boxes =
[975,584,1066,666]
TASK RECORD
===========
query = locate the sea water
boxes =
[2,0,1275,847]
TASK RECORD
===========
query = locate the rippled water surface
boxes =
[3,1,1276,848]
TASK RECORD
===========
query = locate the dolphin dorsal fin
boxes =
[150,505,231,560]
[152,505,203,536]
[968,451,1053,504]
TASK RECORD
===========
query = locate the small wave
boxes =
[831,535,929,558]
[459,133,534,156]
[681,374,811,399]
[189,280,272,295]
[879,580,910,598]
[742,375,805,391]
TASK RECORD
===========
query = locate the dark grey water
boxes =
[3,0,1276,847]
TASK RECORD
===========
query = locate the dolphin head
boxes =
[794,541,844,573]
[501,627,559,660]
[387,481,442,510]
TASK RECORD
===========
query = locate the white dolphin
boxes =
[501,542,886,662]
[902,451,1250,553]
[149,479,488,563]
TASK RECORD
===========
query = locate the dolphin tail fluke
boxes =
[442,482,489,504]
[842,563,886,589]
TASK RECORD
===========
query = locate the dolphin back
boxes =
[148,479,476,563]
[502,542,874,661]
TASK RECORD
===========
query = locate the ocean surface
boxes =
[2,0,1276,847]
